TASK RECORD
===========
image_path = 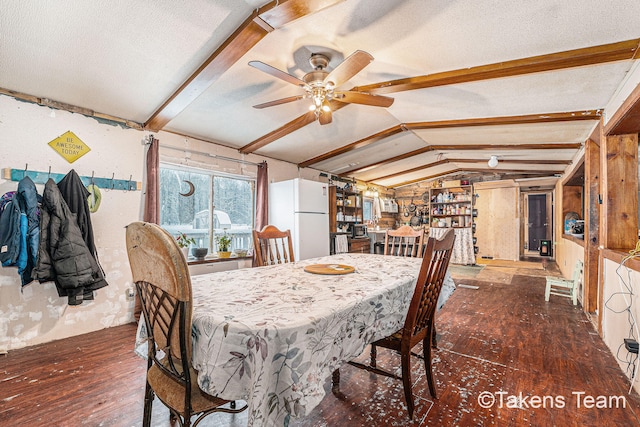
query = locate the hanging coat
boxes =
[0,178,40,285]
[33,179,107,305]
[0,195,20,266]
[57,169,97,254]
[16,176,40,285]
[57,169,108,298]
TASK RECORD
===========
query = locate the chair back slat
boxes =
[404,229,456,338]
[253,225,295,266]
[384,225,425,257]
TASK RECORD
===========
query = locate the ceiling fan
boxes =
[248,50,394,125]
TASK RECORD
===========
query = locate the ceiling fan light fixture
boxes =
[488,155,499,168]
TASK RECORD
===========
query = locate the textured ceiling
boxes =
[2,0,640,187]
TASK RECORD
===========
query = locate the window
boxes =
[159,164,255,255]
[363,197,374,222]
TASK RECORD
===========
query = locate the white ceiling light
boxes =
[488,155,499,168]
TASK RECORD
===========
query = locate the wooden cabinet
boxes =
[348,237,371,253]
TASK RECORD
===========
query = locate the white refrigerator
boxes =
[268,178,329,261]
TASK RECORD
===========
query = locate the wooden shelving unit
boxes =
[329,185,370,254]
[429,185,474,229]
[329,185,363,233]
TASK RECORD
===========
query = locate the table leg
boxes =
[332,369,340,391]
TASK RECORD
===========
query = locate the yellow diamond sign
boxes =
[48,130,90,163]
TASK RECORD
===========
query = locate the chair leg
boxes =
[572,284,578,305]
[332,369,341,391]
[370,344,377,368]
[142,380,155,427]
[401,349,415,419]
[544,280,551,301]
[423,335,437,399]
[432,324,438,349]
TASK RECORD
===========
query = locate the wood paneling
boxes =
[584,138,600,314]
[562,185,583,219]
[601,134,638,250]
[604,82,640,135]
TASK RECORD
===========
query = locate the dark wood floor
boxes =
[2,261,640,426]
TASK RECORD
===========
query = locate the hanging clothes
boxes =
[57,169,97,254]
[0,192,20,266]
[16,176,40,285]
[57,169,108,300]
[0,178,40,286]
[33,178,107,305]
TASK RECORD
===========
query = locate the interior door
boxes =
[528,194,547,251]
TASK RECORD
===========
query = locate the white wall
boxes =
[157,133,324,184]
[0,94,327,351]
[602,259,640,393]
[0,95,143,351]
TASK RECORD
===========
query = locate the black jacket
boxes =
[33,178,108,305]
[57,169,97,255]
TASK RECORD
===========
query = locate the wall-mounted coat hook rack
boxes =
[2,168,141,191]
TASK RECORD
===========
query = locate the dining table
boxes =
[136,252,455,427]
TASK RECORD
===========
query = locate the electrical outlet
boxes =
[126,288,135,300]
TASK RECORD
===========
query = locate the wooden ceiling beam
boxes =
[404,110,601,130]
[243,38,625,154]
[344,143,580,176]
[296,125,404,167]
[368,159,569,182]
[300,111,593,169]
[451,158,572,164]
[388,168,565,188]
[144,0,344,131]
[357,38,640,95]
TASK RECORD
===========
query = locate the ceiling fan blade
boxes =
[248,61,306,87]
[323,50,373,88]
[253,95,305,109]
[318,108,332,125]
[334,91,394,107]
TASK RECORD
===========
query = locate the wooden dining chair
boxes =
[252,225,295,266]
[348,228,455,419]
[384,225,425,257]
[126,222,246,427]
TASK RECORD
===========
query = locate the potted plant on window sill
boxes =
[176,232,196,260]
[215,231,233,259]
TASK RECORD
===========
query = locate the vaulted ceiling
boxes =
[3,0,640,187]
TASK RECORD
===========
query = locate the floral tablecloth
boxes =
[429,227,476,265]
[136,253,455,426]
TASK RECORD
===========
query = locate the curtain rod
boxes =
[156,142,262,167]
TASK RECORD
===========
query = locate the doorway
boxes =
[522,191,553,258]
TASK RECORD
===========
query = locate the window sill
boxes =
[187,255,252,266]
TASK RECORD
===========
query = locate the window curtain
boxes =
[253,161,268,266]
[144,136,160,224]
[136,135,159,320]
